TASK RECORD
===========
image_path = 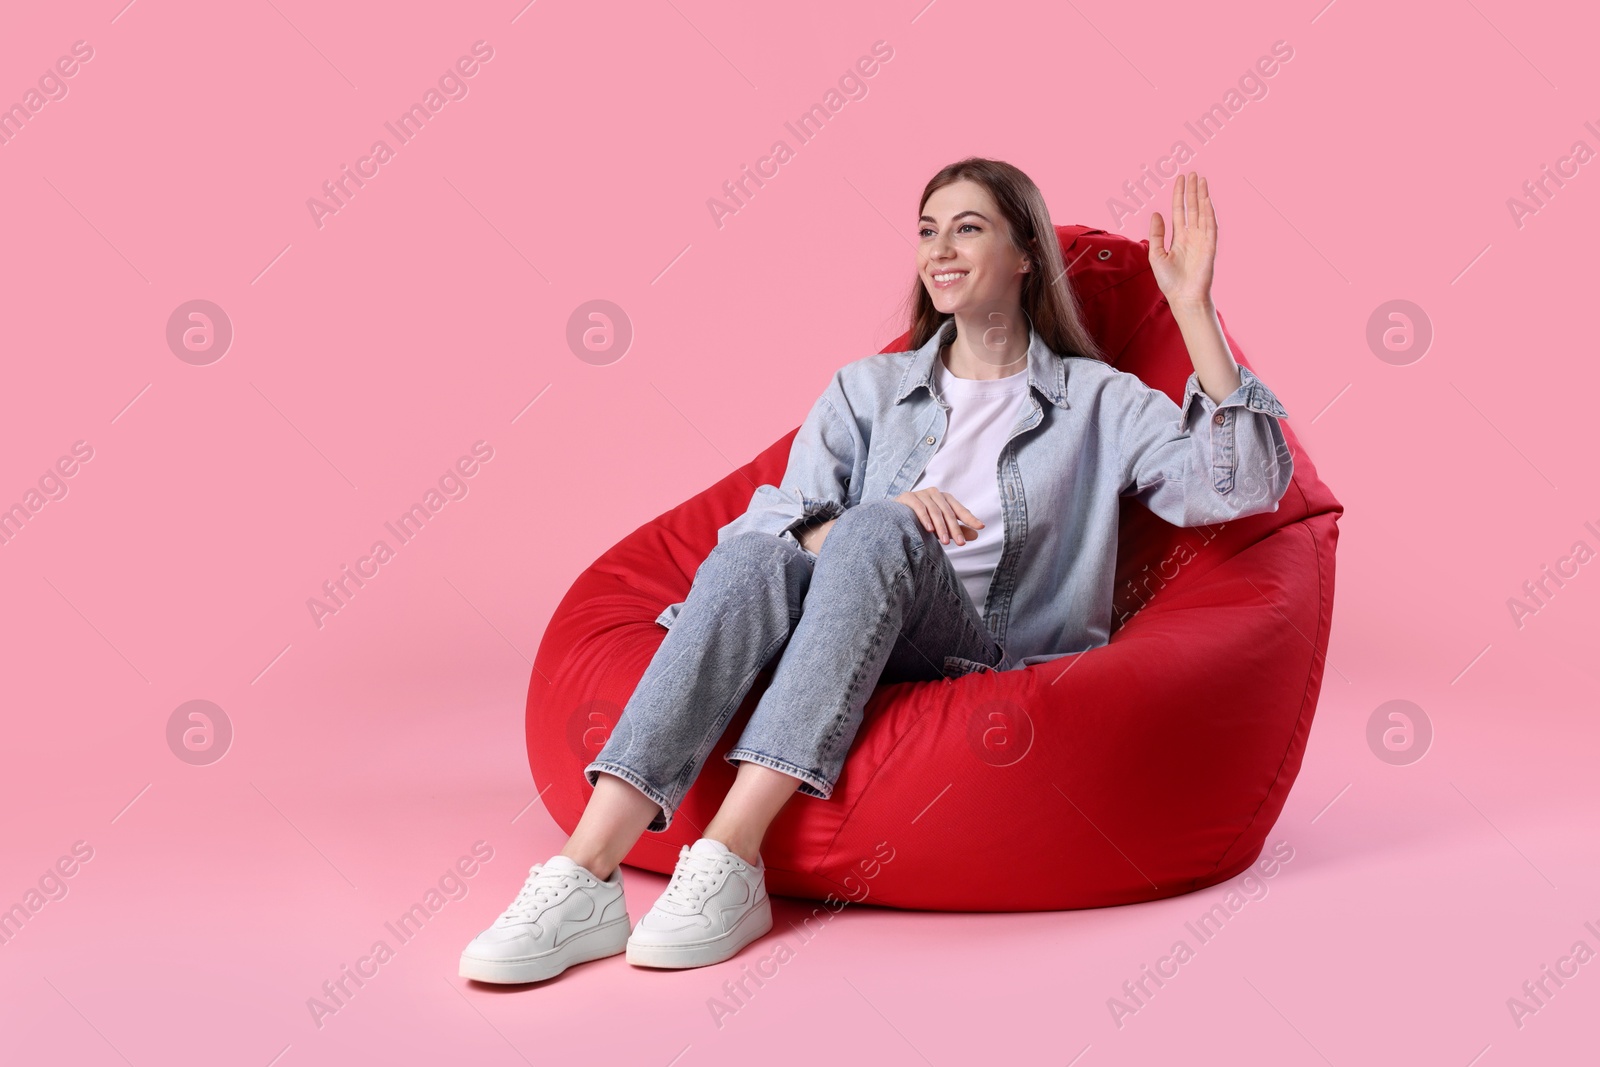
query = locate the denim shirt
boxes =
[655,316,1293,672]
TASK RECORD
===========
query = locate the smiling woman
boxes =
[753,157,1290,661]
[496,156,1325,982]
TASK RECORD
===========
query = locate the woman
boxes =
[460,158,1294,984]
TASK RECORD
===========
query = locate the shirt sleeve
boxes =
[713,375,860,553]
[1114,363,1294,527]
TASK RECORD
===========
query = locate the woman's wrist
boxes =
[1168,297,1216,322]
[798,517,835,554]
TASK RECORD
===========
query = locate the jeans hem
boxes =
[724,747,833,800]
[585,761,674,832]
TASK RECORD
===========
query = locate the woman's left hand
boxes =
[1148,171,1216,312]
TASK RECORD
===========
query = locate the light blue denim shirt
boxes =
[656,316,1293,671]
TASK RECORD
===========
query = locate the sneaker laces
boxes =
[658,847,733,912]
[500,863,587,924]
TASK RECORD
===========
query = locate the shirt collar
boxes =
[894,313,1071,410]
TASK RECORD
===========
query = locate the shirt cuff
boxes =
[1178,364,1289,431]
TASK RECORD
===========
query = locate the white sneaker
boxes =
[626,838,773,969]
[459,855,630,983]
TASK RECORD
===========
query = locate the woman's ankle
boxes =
[559,847,614,881]
[703,833,761,869]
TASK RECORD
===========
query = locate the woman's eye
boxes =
[918,224,980,238]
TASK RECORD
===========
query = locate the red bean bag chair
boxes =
[526,223,1342,911]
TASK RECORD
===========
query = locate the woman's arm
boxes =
[1170,301,1240,402]
[1115,171,1294,526]
[1147,172,1245,407]
[656,378,857,631]
[714,374,860,554]
[1114,360,1293,527]
[796,516,837,555]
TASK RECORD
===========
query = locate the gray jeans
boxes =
[583,499,1006,832]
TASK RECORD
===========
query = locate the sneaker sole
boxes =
[459,915,631,984]
[625,894,773,970]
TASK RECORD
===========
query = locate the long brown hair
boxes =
[903,157,1104,362]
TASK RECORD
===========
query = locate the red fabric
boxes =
[526,224,1342,911]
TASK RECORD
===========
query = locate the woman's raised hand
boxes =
[1147,171,1217,312]
[894,487,985,546]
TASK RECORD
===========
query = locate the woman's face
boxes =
[917,179,1030,318]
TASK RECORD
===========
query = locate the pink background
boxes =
[2,0,1596,1064]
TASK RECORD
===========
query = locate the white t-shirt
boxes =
[908,353,1032,615]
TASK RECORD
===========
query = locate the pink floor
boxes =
[7,677,1597,1065]
[4,1,1599,1064]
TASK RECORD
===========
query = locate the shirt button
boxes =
[1212,412,1226,425]
[926,435,936,444]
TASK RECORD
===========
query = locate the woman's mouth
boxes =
[931,270,969,289]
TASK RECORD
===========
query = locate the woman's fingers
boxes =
[922,493,955,543]
[895,489,985,546]
[901,495,937,538]
[940,492,983,545]
[930,494,965,544]
[901,489,952,543]
[930,491,986,545]
[949,496,985,531]
[933,492,984,542]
